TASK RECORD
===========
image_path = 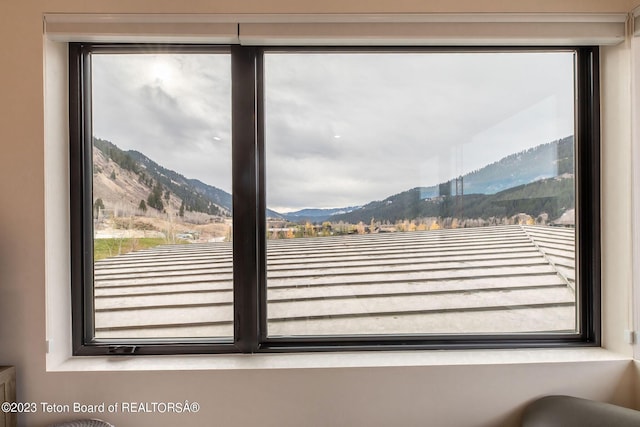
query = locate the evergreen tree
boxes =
[147,182,164,211]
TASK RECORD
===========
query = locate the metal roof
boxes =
[93,224,576,339]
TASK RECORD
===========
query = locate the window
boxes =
[70,44,600,355]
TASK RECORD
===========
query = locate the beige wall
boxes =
[636,361,640,409]
[16,0,640,14]
[601,41,634,354]
[0,1,638,426]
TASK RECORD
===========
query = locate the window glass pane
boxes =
[91,52,233,339]
[264,51,576,337]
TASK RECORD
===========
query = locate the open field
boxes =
[94,237,173,261]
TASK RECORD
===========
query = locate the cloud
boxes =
[92,50,574,211]
[263,51,574,210]
[92,53,232,191]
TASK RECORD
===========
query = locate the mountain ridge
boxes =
[93,135,574,226]
[93,138,231,219]
[295,136,574,224]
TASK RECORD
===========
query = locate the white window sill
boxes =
[46,347,631,372]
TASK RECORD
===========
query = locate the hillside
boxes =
[279,206,361,222]
[93,146,165,217]
[93,136,576,229]
[93,138,232,219]
[414,136,574,200]
[332,174,574,225]
[459,135,573,196]
[331,137,575,225]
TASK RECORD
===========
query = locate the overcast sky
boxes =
[93,50,574,213]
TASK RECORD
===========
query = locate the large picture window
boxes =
[69,44,600,355]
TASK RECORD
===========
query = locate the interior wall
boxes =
[632,14,640,363]
[635,361,640,409]
[601,39,634,355]
[26,0,639,14]
[6,361,639,427]
[0,1,638,426]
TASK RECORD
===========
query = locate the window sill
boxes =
[46,347,630,372]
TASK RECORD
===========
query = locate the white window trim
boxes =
[631,6,640,360]
[43,12,625,370]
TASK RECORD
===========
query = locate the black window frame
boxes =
[69,43,601,356]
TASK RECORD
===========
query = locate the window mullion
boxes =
[256,49,268,346]
[232,45,260,353]
[575,47,601,345]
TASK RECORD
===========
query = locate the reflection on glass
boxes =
[264,52,577,337]
[91,53,233,339]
